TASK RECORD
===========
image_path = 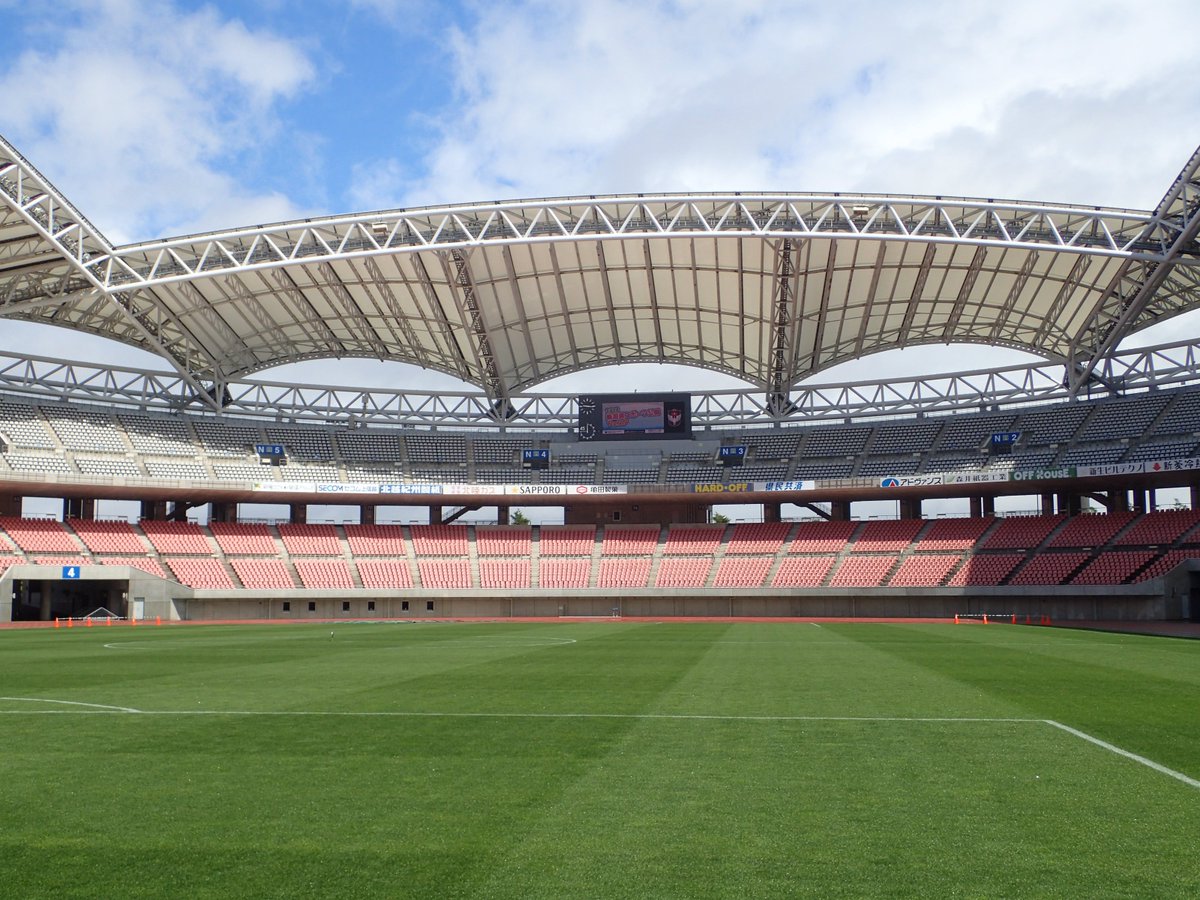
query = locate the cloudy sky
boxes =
[1,0,1199,391]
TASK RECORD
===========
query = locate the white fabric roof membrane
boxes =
[2,135,1198,406]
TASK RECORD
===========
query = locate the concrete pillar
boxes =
[1057,492,1081,516]
[0,494,22,516]
[289,503,307,525]
[829,500,852,521]
[1109,490,1129,513]
[430,505,443,525]
[360,505,376,526]
[140,500,167,521]
[1191,483,1200,510]
[899,497,922,520]
[763,502,782,523]
[969,495,997,517]
[1147,488,1158,512]
[209,501,235,523]
[1039,492,1056,516]
[62,497,95,520]
[497,505,510,525]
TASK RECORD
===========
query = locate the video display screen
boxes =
[577,393,691,442]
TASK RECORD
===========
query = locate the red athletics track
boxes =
[0,615,952,630]
[4,616,1197,638]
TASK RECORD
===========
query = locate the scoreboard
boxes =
[577,393,692,442]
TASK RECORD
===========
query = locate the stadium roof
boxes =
[2,134,1198,416]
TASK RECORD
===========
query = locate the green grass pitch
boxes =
[2,620,1199,898]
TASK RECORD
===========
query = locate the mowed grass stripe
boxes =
[837,623,1200,780]
[1,622,1199,898]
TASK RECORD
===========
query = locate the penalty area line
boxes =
[1044,719,1200,791]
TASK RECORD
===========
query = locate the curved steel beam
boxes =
[1068,144,1200,393]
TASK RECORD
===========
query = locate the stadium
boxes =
[1,131,1199,626]
[5,126,1200,897]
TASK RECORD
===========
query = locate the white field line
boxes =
[0,703,1037,724]
[2,698,1195,790]
[0,697,142,713]
[1044,719,1200,790]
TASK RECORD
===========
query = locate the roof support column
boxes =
[766,239,796,417]
[450,249,512,422]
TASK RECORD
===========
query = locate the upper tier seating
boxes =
[804,426,871,455]
[725,522,791,555]
[661,525,725,555]
[119,413,194,456]
[406,434,466,464]
[140,520,212,555]
[209,522,277,556]
[871,421,942,454]
[192,420,262,457]
[936,415,1016,452]
[42,406,126,453]
[1012,405,1090,445]
[409,525,470,556]
[278,524,341,556]
[0,401,55,448]
[0,517,81,553]
[475,526,533,556]
[66,519,147,554]
[1077,394,1169,442]
[539,526,596,556]
[344,524,409,557]
[263,426,333,461]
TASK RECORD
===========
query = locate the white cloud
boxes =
[0,1,316,242]
[377,0,1200,211]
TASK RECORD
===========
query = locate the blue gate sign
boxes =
[62,565,81,579]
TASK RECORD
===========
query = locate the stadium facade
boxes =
[1,134,1199,624]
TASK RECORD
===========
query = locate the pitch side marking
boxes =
[0,697,141,713]
[1044,719,1200,791]
[103,636,577,650]
[4,700,1195,789]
